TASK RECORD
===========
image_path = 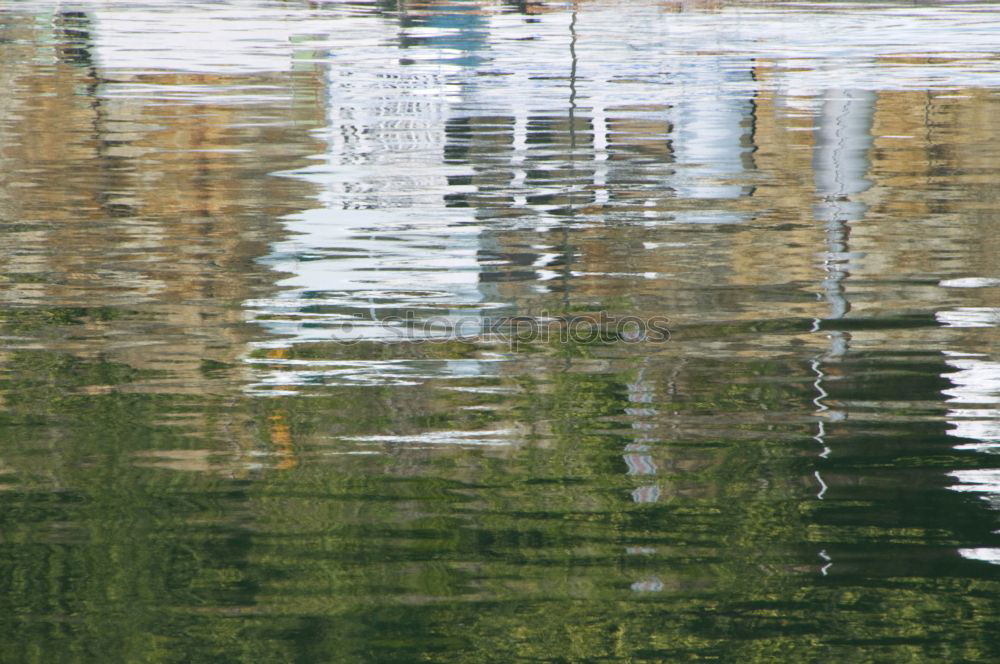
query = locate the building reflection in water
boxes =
[0,3,330,470]
[247,2,498,358]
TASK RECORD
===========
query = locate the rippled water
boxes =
[4,0,1000,660]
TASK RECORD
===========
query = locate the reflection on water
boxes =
[5,0,1000,660]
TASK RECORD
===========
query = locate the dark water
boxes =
[4,0,1000,660]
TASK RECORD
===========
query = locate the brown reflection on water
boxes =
[0,10,326,399]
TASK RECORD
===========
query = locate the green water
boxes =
[3,0,1000,661]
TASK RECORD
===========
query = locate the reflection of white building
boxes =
[243,4,762,395]
[231,1,1000,393]
[249,7,495,350]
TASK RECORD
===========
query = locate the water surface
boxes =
[4,0,1000,661]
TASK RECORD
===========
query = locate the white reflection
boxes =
[67,0,1000,91]
[942,353,1000,564]
[943,353,1000,449]
[670,57,755,223]
[939,278,1000,289]
[341,429,514,447]
[958,548,1000,564]
[936,308,1000,329]
[630,576,664,593]
[89,1,341,74]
